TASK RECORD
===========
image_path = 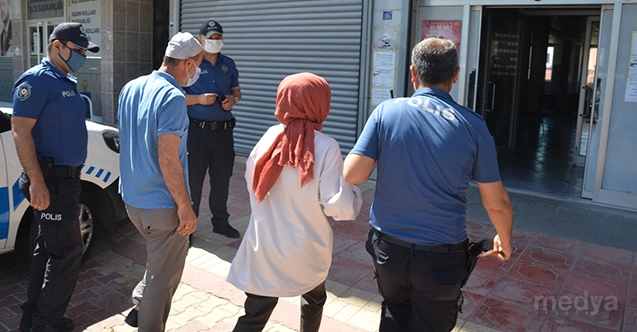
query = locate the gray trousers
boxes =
[126,204,189,332]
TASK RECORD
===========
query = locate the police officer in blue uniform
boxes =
[12,22,99,332]
[185,19,242,239]
[344,37,513,332]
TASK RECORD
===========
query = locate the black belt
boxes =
[47,165,82,179]
[372,229,468,253]
[190,118,236,131]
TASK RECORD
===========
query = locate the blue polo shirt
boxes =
[117,71,190,209]
[350,87,501,245]
[12,59,88,167]
[185,53,239,122]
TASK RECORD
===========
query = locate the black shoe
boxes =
[213,225,240,239]
[125,308,138,327]
[29,325,58,332]
[22,317,73,332]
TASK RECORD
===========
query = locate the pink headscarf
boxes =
[251,72,331,203]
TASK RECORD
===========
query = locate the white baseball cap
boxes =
[164,32,203,59]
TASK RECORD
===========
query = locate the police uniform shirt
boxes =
[12,59,88,167]
[185,53,239,122]
[350,87,500,245]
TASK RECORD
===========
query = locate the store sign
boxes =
[28,0,64,19]
[422,20,462,54]
[67,0,100,56]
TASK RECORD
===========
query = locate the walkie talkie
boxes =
[213,81,226,102]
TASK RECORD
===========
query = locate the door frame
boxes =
[573,16,598,168]
[418,1,620,203]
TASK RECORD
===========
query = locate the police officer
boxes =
[185,19,242,239]
[12,22,99,332]
[344,37,513,331]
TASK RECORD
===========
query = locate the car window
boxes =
[0,112,11,133]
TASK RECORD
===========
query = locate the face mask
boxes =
[204,39,223,53]
[184,63,201,87]
[59,48,87,73]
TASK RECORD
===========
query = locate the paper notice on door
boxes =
[372,88,392,105]
[374,52,395,70]
[629,55,637,77]
[625,79,637,103]
[373,70,394,86]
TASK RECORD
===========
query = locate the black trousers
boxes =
[187,125,235,230]
[366,230,467,332]
[19,173,83,328]
[233,282,327,332]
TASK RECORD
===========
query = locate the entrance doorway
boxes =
[473,7,602,199]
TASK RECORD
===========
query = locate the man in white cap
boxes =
[117,32,202,332]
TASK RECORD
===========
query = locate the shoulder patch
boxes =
[17,84,32,101]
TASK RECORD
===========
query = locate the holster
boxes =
[460,239,491,289]
[37,155,54,180]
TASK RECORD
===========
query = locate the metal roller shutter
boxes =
[180,0,366,155]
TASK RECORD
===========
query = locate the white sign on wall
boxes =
[67,0,100,56]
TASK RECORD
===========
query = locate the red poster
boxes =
[422,20,462,54]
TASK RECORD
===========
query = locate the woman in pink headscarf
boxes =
[227,72,362,332]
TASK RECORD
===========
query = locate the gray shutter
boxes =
[180,0,364,155]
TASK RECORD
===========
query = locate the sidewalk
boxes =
[1,157,636,331]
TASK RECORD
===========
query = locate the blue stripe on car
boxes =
[96,169,103,178]
[86,166,95,175]
[103,172,111,183]
[12,179,25,210]
[0,187,8,240]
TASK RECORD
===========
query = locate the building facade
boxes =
[2,0,636,209]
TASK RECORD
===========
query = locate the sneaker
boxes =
[213,225,240,239]
[124,308,138,327]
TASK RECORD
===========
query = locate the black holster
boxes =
[460,239,491,289]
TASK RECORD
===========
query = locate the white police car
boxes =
[0,105,127,262]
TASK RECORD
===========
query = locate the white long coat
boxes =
[227,124,362,297]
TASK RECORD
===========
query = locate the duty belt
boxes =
[190,118,236,131]
[372,229,468,253]
[48,165,82,179]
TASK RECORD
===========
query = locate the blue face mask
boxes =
[59,48,87,73]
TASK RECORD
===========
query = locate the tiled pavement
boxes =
[1,157,637,331]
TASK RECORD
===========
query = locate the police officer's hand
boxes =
[200,93,218,105]
[29,180,50,211]
[483,234,513,261]
[221,95,235,111]
[177,205,197,236]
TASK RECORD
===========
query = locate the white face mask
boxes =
[184,63,201,87]
[204,39,224,53]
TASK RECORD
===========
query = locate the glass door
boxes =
[28,22,58,68]
[582,6,613,198]
[573,18,599,167]
[476,10,523,150]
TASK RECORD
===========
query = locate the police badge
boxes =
[17,83,32,101]
[222,64,228,74]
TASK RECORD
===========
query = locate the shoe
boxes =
[54,318,74,332]
[23,317,73,332]
[213,225,240,239]
[124,308,138,327]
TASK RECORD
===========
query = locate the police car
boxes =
[0,105,128,262]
